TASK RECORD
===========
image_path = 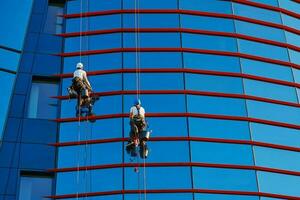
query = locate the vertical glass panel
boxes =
[0,49,20,71]
[293,68,300,83]
[244,79,298,103]
[254,146,300,171]
[186,73,243,94]
[193,167,258,191]
[0,72,15,140]
[124,52,182,68]
[191,142,254,165]
[18,176,52,200]
[181,15,235,32]
[195,194,259,200]
[67,0,121,14]
[126,193,193,200]
[43,4,64,34]
[258,171,300,197]
[27,79,59,119]
[250,0,278,7]
[123,33,181,48]
[179,0,233,14]
[0,0,33,50]
[240,58,294,82]
[278,0,300,13]
[183,53,241,73]
[250,122,300,148]
[235,20,285,43]
[187,95,247,116]
[285,31,300,47]
[233,3,282,24]
[123,14,179,28]
[189,118,251,140]
[125,167,191,189]
[124,73,184,90]
[238,39,289,61]
[281,14,300,31]
[246,100,300,125]
[182,34,238,52]
[288,49,300,65]
[123,0,178,9]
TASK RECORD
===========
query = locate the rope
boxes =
[134,0,141,100]
[143,147,147,200]
[79,0,83,63]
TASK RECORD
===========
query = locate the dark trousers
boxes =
[129,118,146,141]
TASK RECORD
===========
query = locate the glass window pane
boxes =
[238,39,289,62]
[67,0,121,14]
[27,79,59,119]
[189,118,251,140]
[285,31,300,48]
[123,14,179,28]
[126,193,193,200]
[191,142,254,165]
[250,122,300,148]
[241,58,294,82]
[250,0,278,7]
[182,34,237,52]
[233,3,281,24]
[0,48,20,71]
[181,15,235,32]
[195,194,259,200]
[43,4,64,34]
[288,49,300,65]
[123,0,178,9]
[258,171,300,197]
[281,14,300,31]
[187,95,247,116]
[246,100,300,125]
[18,176,52,200]
[183,53,241,73]
[278,0,300,13]
[193,167,258,191]
[244,79,298,103]
[179,0,233,14]
[186,73,243,94]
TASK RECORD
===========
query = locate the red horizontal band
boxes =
[55,89,300,108]
[59,28,300,53]
[63,9,300,35]
[55,112,300,130]
[48,188,300,199]
[51,136,300,153]
[55,68,300,89]
[231,0,300,19]
[57,48,300,70]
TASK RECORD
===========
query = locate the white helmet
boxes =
[76,62,84,69]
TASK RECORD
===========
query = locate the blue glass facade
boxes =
[1,0,300,199]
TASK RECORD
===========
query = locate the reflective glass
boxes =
[240,58,294,82]
[293,69,300,83]
[246,100,300,125]
[43,4,64,34]
[187,95,247,116]
[67,0,121,14]
[281,14,300,31]
[186,73,243,94]
[254,146,300,171]
[123,0,178,9]
[58,142,122,168]
[278,0,300,13]
[125,167,191,189]
[181,15,235,32]
[18,176,52,200]
[123,14,179,28]
[63,53,122,73]
[238,39,289,61]
[27,80,59,119]
[183,53,241,73]
[0,72,15,141]
[60,196,123,200]
[0,0,33,50]
[288,49,300,65]
[191,142,254,165]
[123,33,180,48]
[189,118,251,140]
[0,49,20,71]
[250,122,300,148]
[125,193,193,200]
[56,169,122,195]
[235,20,285,43]
[244,79,298,103]
[124,73,184,90]
[124,94,186,113]
[195,194,259,200]
[66,15,122,33]
[250,0,278,7]
[182,34,237,52]
[59,118,122,142]
[285,31,300,48]
[179,0,233,14]
[258,171,300,197]
[193,167,258,191]
[124,52,182,68]
[233,3,282,24]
